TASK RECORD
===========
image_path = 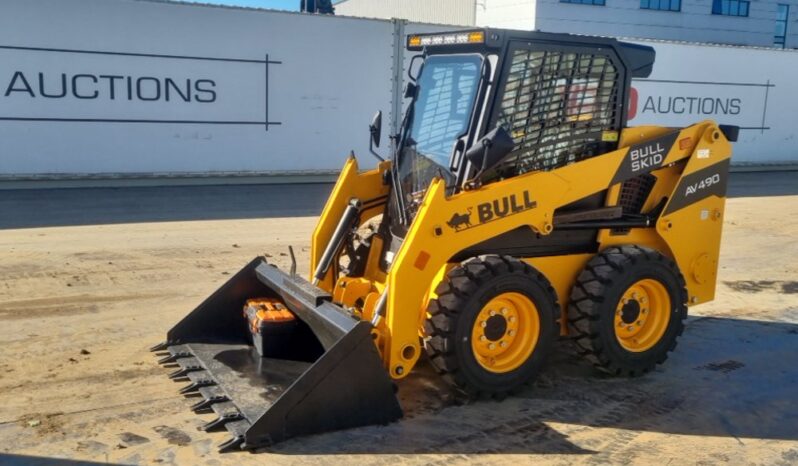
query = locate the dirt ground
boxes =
[1,176,797,465]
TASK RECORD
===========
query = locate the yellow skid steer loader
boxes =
[152,28,737,452]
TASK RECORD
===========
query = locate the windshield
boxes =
[395,54,482,220]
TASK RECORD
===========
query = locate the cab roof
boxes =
[406,28,656,78]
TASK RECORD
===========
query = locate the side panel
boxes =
[602,124,731,304]
[656,126,732,305]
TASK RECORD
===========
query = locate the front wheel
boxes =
[424,255,559,398]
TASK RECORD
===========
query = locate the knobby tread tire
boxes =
[424,255,559,398]
[567,245,688,377]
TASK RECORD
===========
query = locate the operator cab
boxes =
[379,28,655,265]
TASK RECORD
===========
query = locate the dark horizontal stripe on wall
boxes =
[635,78,774,88]
[0,44,282,65]
[0,117,282,126]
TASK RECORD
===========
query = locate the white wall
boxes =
[0,0,395,176]
[336,0,476,26]
[0,0,795,180]
[630,40,796,163]
[475,0,536,30]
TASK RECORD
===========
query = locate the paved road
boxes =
[0,183,333,229]
[0,171,795,229]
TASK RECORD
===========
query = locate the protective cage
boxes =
[488,43,625,178]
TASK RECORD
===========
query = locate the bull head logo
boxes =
[446,208,473,231]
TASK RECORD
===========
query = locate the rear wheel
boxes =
[567,245,688,376]
[424,255,559,397]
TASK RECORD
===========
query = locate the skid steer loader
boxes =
[152,28,737,452]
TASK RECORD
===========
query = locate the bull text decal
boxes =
[447,190,537,232]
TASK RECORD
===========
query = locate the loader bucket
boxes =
[151,257,403,452]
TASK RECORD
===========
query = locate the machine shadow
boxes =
[263,315,798,456]
[0,183,334,229]
[0,454,111,465]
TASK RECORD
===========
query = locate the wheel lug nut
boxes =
[631,292,638,299]
[500,341,507,348]
[640,297,647,303]
[480,335,487,341]
[501,308,508,315]
[489,310,496,316]
[508,330,515,336]
[508,316,516,323]
[627,326,634,331]
[489,343,496,350]
[480,321,487,328]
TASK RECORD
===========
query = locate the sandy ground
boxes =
[0,178,797,465]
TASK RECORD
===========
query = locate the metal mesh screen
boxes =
[492,48,621,176]
[619,173,657,214]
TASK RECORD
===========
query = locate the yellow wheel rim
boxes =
[614,278,671,352]
[470,292,540,374]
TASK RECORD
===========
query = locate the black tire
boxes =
[424,255,559,398]
[567,245,688,376]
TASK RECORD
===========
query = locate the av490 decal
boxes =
[663,159,730,215]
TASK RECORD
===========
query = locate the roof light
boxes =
[468,31,485,43]
[407,30,486,49]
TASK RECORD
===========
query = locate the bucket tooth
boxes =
[158,346,192,365]
[168,357,203,380]
[217,435,245,453]
[223,420,251,452]
[179,370,216,394]
[158,354,179,364]
[225,419,250,438]
[190,395,228,413]
[207,402,245,431]
[197,385,226,401]
[201,412,244,433]
[150,341,170,352]
[179,379,215,394]
[168,368,192,380]
[210,401,240,417]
